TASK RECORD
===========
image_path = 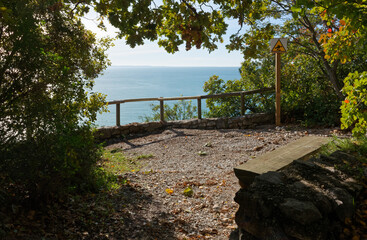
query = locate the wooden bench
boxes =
[234,136,330,188]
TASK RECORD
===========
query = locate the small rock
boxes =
[279,198,322,225]
[204,142,213,147]
[221,206,230,213]
[226,224,237,229]
[256,171,284,185]
[221,217,232,223]
[253,145,264,151]
[328,187,355,221]
[213,204,221,212]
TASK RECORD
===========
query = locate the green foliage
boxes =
[203,74,274,118]
[98,150,153,190]
[0,0,110,205]
[101,149,153,174]
[204,52,341,126]
[136,154,154,160]
[183,186,194,197]
[319,136,367,180]
[1,126,104,202]
[199,0,366,125]
[140,99,197,122]
[92,0,228,53]
[341,71,367,137]
[280,53,341,126]
[321,136,367,166]
[306,1,367,134]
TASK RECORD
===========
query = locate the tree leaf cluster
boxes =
[310,0,367,137]
[341,71,367,137]
[201,0,367,126]
[0,0,110,206]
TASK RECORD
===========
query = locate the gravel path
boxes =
[105,125,344,239]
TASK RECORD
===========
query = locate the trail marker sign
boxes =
[270,38,287,53]
[270,38,288,126]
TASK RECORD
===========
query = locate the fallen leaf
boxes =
[27,210,36,220]
[165,188,174,195]
[352,235,360,240]
[220,180,226,186]
[183,186,194,197]
[198,151,207,156]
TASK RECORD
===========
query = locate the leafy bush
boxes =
[141,99,197,122]
[1,126,103,204]
[0,1,110,206]
[341,71,367,137]
[203,75,274,118]
[203,53,341,126]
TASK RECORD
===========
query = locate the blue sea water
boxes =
[92,66,241,127]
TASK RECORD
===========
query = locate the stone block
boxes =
[328,187,355,221]
[111,126,123,136]
[216,118,227,129]
[207,120,216,127]
[95,127,112,139]
[280,198,322,225]
[255,171,285,185]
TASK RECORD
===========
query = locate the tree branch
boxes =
[181,0,198,15]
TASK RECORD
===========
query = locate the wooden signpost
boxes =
[269,38,287,126]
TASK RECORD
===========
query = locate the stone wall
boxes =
[233,151,365,240]
[95,113,274,141]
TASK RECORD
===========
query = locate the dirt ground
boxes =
[104,124,344,239]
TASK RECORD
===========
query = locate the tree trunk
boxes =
[302,15,345,100]
[322,59,344,100]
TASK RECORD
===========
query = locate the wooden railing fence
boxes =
[108,88,274,126]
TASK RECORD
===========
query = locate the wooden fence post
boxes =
[197,97,202,119]
[160,99,164,122]
[107,88,275,126]
[116,103,120,126]
[241,93,245,116]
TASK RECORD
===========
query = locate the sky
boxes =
[81,11,245,67]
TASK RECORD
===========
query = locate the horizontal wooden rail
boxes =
[107,87,274,126]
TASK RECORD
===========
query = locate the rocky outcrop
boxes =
[234,151,365,240]
[95,113,274,141]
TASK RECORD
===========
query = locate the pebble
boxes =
[213,204,221,212]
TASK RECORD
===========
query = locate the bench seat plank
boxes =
[234,136,330,187]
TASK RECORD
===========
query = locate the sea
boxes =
[92,66,241,127]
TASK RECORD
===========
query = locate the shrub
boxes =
[341,71,367,137]
[141,99,197,122]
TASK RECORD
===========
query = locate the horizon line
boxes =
[110,64,241,68]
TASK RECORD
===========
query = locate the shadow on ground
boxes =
[104,128,195,151]
[2,181,199,240]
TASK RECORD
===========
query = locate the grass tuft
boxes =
[321,136,367,162]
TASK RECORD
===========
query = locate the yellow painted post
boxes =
[275,53,281,126]
[270,38,287,126]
